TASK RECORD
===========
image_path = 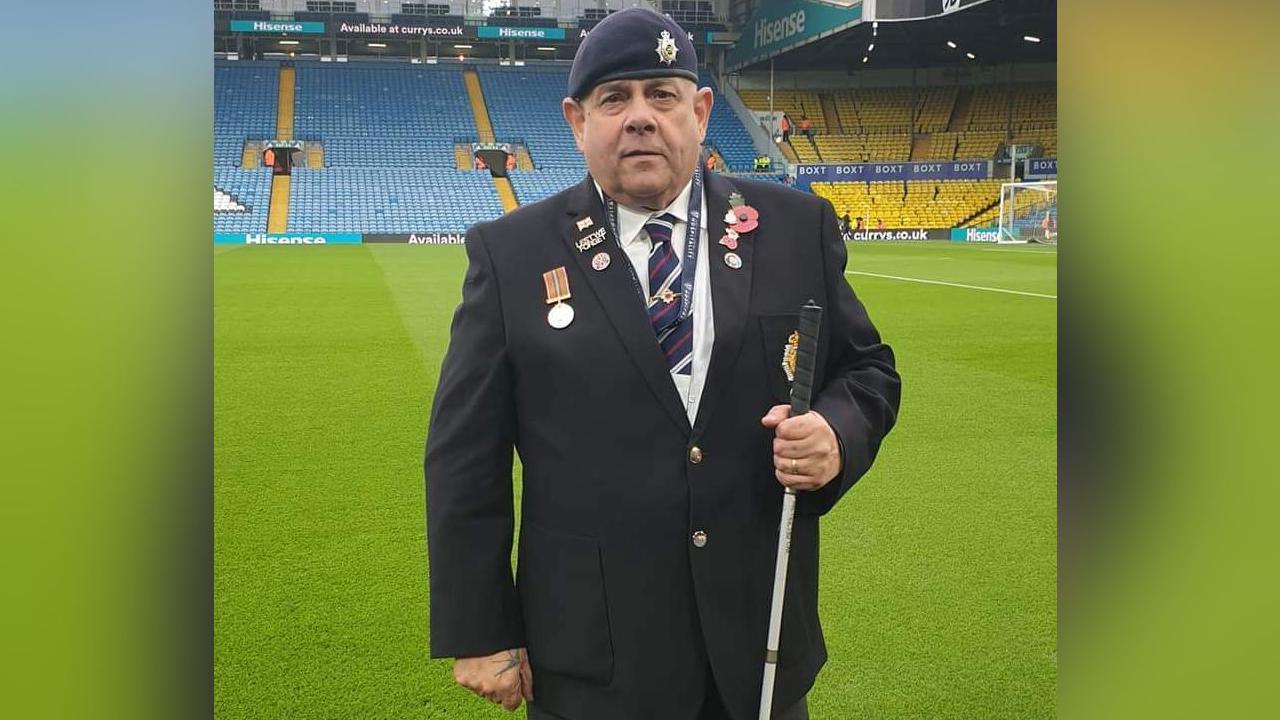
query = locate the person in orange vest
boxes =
[263,147,275,169]
[779,113,791,142]
[798,115,813,139]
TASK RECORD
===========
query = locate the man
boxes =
[425,8,900,720]
[838,213,852,243]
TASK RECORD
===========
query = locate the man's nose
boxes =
[623,98,657,135]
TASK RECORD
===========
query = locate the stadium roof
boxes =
[740,0,1055,72]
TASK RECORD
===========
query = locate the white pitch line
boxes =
[846,270,1057,299]
[976,247,1058,255]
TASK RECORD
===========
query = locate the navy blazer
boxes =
[426,172,900,720]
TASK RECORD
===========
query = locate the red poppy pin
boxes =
[726,205,759,234]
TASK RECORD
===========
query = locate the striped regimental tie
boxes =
[644,213,693,376]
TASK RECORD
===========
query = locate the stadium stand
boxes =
[507,168,588,206]
[475,65,587,206]
[293,62,477,168]
[214,60,278,232]
[214,61,278,167]
[811,178,1005,229]
[286,62,502,231]
[915,87,959,133]
[700,73,756,172]
[1012,83,1057,130]
[660,1,719,25]
[922,131,960,160]
[476,65,583,172]
[289,167,503,233]
[215,167,274,233]
[813,132,912,163]
[955,129,1008,159]
[737,88,826,134]
[805,87,958,163]
[833,88,913,133]
[965,85,1012,131]
[740,82,1056,165]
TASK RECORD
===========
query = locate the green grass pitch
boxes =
[214,240,1057,719]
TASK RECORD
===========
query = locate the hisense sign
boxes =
[228,20,326,34]
[727,0,863,70]
[755,10,807,48]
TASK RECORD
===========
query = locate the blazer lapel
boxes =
[562,177,692,435]
[693,173,756,434]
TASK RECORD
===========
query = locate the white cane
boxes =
[759,301,823,720]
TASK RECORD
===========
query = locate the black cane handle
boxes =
[788,301,823,416]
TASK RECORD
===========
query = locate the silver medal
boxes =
[591,251,610,271]
[547,302,575,329]
[724,252,742,269]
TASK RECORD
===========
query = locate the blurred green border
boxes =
[5,0,1277,717]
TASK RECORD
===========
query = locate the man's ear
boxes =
[693,87,713,142]
[562,97,586,149]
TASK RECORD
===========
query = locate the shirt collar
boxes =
[593,177,702,249]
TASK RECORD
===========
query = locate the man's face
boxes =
[563,77,713,210]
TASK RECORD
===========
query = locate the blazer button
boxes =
[691,530,708,548]
[688,446,704,464]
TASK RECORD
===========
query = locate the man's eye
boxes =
[602,94,623,104]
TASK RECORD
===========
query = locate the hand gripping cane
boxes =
[758,300,823,720]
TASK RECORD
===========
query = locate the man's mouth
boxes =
[622,150,662,158]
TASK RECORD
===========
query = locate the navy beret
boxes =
[568,8,699,100]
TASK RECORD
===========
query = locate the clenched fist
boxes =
[453,647,533,711]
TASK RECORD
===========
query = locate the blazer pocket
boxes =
[759,313,801,405]
[517,523,614,685]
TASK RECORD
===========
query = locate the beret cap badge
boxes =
[567,8,698,100]
[655,30,679,66]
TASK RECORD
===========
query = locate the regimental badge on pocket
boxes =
[781,330,799,384]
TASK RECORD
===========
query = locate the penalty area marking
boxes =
[845,271,1057,299]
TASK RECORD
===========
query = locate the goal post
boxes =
[998,180,1057,245]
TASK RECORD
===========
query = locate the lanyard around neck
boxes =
[603,166,704,323]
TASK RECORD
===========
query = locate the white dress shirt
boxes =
[596,179,715,424]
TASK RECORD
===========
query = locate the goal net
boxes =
[998,181,1057,245]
